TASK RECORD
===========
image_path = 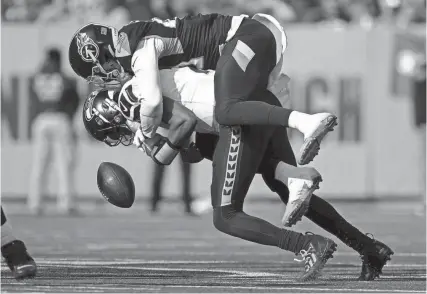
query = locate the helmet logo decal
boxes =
[84,91,99,121]
[76,32,99,62]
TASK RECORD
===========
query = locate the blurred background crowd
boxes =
[2,0,426,28]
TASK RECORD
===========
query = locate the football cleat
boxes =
[358,234,394,281]
[282,169,322,227]
[294,232,337,281]
[1,240,37,280]
[297,114,338,165]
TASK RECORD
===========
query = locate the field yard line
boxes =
[3,259,425,268]
[1,258,426,271]
[168,285,427,292]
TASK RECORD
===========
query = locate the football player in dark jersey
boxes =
[81,85,394,281]
[83,89,337,281]
[69,13,339,229]
[1,207,37,280]
[68,13,337,167]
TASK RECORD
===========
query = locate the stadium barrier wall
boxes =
[1,24,425,202]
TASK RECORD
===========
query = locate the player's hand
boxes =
[141,134,165,157]
[180,142,204,163]
[133,128,146,151]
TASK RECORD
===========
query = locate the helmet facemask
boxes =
[86,47,129,91]
[88,97,134,147]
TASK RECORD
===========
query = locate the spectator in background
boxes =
[413,56,426,216]
[126,0,152,21]
[28,48,80,215]
[150,0,177,19]
[3,0,46,22]
[345,0,375,29]
[99,0,131,28]
[316,0,350,27]
[47,0,131,27]
[235,0,297,23]
[397,41,426,216]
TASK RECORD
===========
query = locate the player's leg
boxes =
[211,124,336,281]
[1,207,37,280]
[214,18,337,165]
[259,127,394,280]
[27,116,51,215]
[151,164,165,213]
[54,116,75,214]
[179,155,193,214]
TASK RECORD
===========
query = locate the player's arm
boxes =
[137,96,202,165]
[131,38,164,138]
[161,96,197,147]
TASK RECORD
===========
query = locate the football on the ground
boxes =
[97,162,135,208]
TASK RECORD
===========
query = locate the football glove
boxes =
[136,133,180,165]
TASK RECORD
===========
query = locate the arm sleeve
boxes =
[131,37,165,138]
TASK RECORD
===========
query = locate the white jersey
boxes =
[159,67,218,134]
[119,65,290,136]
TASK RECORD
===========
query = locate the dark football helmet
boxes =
[69,23,128,89]
[83,90,134,147]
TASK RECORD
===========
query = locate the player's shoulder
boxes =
[119,18,176,38]
[118,20,151,32]
[178,13,229,22]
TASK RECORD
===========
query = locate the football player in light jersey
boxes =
[68,13,338,220]
[82,66,393,281]
[83,76,337,282]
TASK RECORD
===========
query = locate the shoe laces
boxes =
[294,243,316,272]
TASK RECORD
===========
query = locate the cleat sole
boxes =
[283,176,322,227]
[298,115,338,165]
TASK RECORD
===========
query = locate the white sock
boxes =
[275,162,319,184]
[287,111,312,134]
[1,220,16,247]
[274,162,308,184]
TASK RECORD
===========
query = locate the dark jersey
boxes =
[116,14,234,74]
[30,72,79,120]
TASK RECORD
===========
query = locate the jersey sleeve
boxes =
[130,37,166,138]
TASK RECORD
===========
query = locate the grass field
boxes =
[1,200,426,293]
